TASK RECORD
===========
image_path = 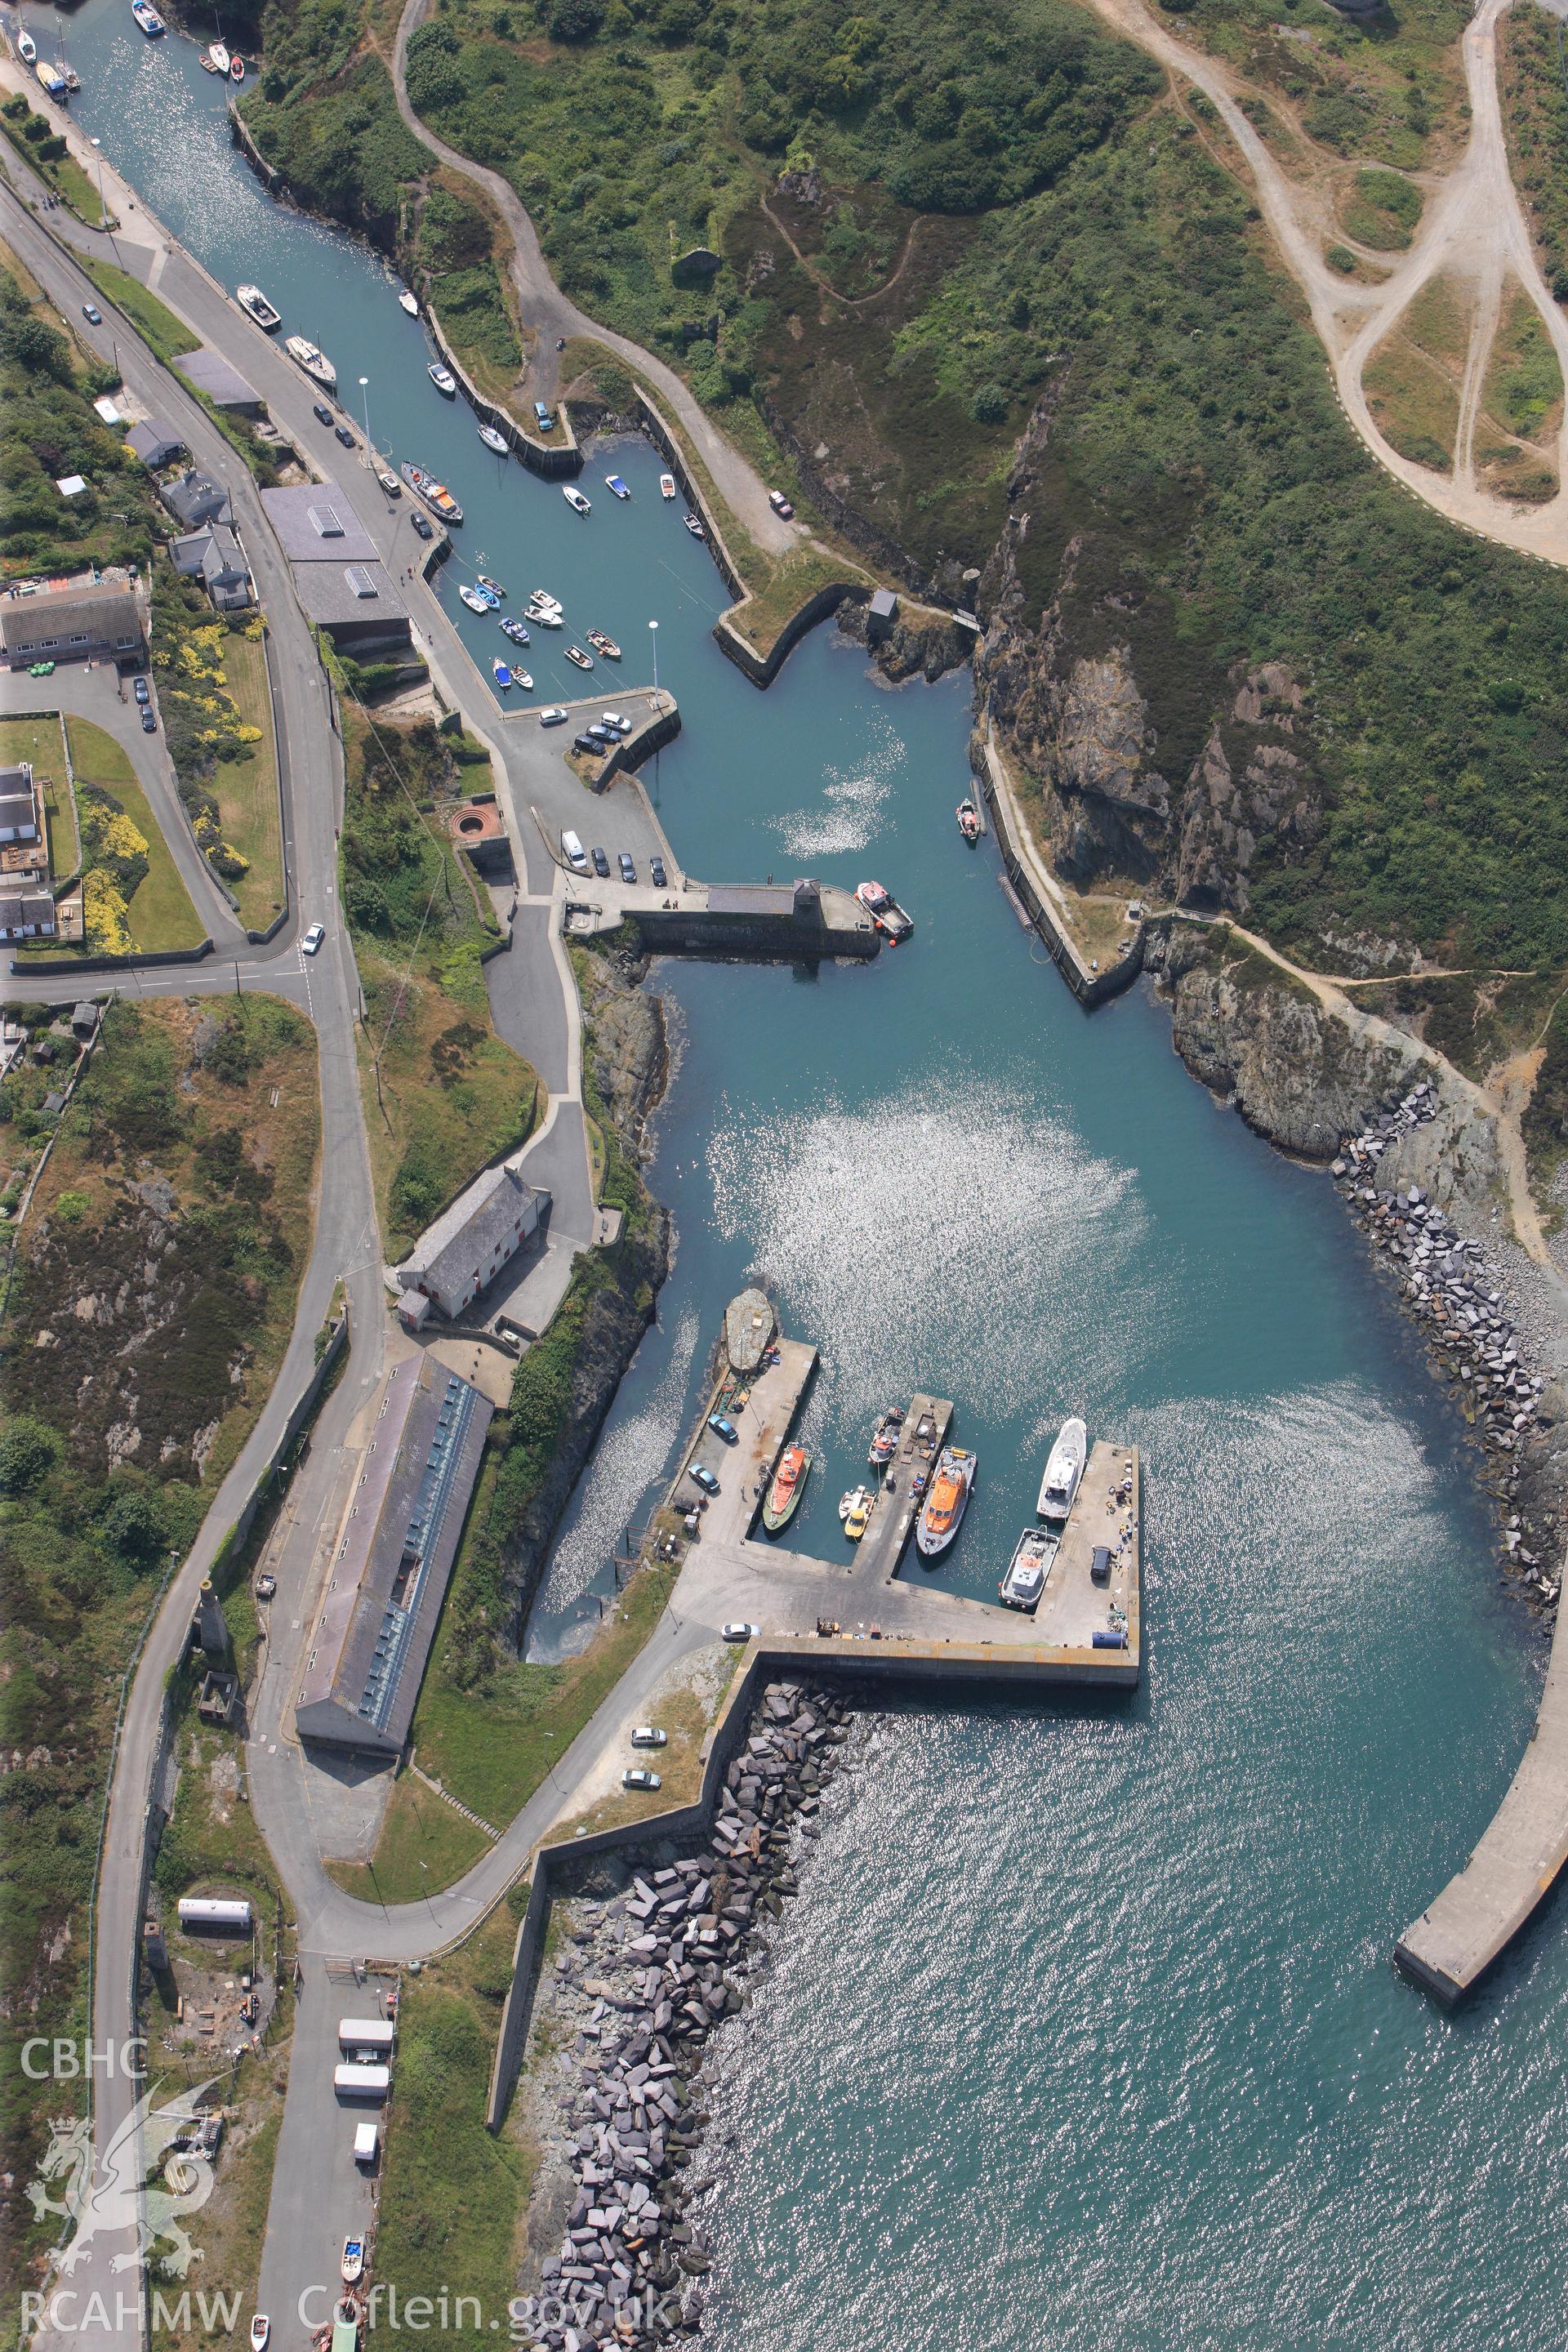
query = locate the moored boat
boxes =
[956,796,981,841]
[682,510,706,539]
[399,462,461,523]
[458,585,490,614]
[839,1484,874,1542]
[498,617,530,644]
[476,574,505,600]
[284,333,336,390]
[1000,1526,1057,1612]
[915,1446,975,1560]
[130,3,165,35]
[564,645,593,671]
[855,879,913,942]
[16,28,36,62]
[761,1443,811,1533]
[229,51,244,78]
[510,667,533,691]
[397,287,419,316]
[563,484,591,515]
[207,40,229,72]
[34,57,67,96]
[478,424,508,455]
[525,603,562,627]
[235,283,281,332]
[659,472,676,499]
[868,1406,903,1466]
[604,474,630,500]
[428,361,457,396]
[585,630,621,659]
[1036,1417,1087,1523]
[493,660,513,689]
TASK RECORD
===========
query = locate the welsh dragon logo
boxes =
[26,2079,220,2278]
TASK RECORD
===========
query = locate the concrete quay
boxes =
[666,1314,1141,1688]
[1396,1625,1568,2003]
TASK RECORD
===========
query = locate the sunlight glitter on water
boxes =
[769,712,906,858]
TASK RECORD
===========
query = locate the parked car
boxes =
[334,424,355,448]
[140,710,157,733]
[689,1463,719,1495]
[650,858,667,889]
[617,852,635,884]
[256,1572,277,1601]
[768,488,795,519]
[722,1621,760,1643]
[133,676,150,704]
[313,401,335,427]
[622,1768,662,1793]
[630,1726,667,1748]
[560,830,588,872]
[533,400,555,430]
[301,922,326,955]
[708,1414,737,1443]
[572,733,599,755]
[586,724,613,745]
[410,511,434,541]
[599,711,628,734]
[538,706,568,726]
[591,845,609,878]
[82,301,103,325]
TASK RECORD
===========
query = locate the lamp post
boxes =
[648,617,659,701]
[359,376,372,467]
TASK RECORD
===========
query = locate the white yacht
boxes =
[1000,1526,1057,1612]
[284,334,336,390]
[1037,1417,1087,1523]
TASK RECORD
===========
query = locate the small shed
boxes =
[71,1001,100,1040]
[866,588,898,645]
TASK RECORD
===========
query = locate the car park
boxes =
[708,1414,737,1443]
[630,1726,667,1748]
[689,1463,719,1495]
[591,846,609,878]
[539,706,568,726]
[622,1768,662,1792]
[410,511,434,540]
[651,858,667,889]
[722,1621,760,1642]
[301,922,326,954]
[140,710,157,733]
[133,677,150,703]
[313,401,334,427]
[618,852,636,884]
[334,424,355,448]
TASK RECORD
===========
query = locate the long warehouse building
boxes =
[294,1354,492,1756]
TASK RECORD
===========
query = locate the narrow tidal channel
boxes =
[48,8,1568,2332]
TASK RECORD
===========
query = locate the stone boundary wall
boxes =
[712,582,868,690]
[629,387,746,602]
[978,740,1143,1011]
[590,700,682,791]
[11,939,215,978]
[422,310,581,480]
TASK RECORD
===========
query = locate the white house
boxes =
[394,1164,548,1325]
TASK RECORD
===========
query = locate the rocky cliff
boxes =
[972,400,1323,920]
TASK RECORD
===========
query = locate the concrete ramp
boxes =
[1396,1627,1568,2002]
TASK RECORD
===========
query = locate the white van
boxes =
[560,829,588,871]
[353,2123,380,2166]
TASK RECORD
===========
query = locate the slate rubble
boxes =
[517,1683,854,2348]
[1333,1085,1560,1610]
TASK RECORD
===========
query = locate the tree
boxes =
[0,1415,58,1497]
[548,0,604,41]
[100,1484,171,1572]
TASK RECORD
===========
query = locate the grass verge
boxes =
[326,1774,491,1907]
[65,714,205,952]
[206,631,283,931]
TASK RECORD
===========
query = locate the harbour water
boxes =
[38,6,1568,2335]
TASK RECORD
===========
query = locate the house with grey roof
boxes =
[394,1163,549,1325]
[170,526,253,613]
[174,349,264,414]
[127,420,184,469]
[0,765,39,844]
[293,1355,492,1756]
[0,890,56,940]
[0,580,144,671]
[162,470,232,532]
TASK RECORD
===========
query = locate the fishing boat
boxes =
[855,879,913,942]
[476,574,505,600]
[395,286,418,317]
[229,51,244,78]
[34,57,66,96]
[868,1406,903,1467]
[761,1443,811,1534]
[562,485,591,515]
[340,2240,365,2287]
[235,283,281,332]
[249,2319,270,2352]
[1000,1526,1057,1613]
[493,660,513,690]
[16,27,36,61]
[956,796,981,841]
[458,585,491,615]
[1036,1417,1087,1523]
[839,1485,875,1541]
[585,630,621,660]
[130,2,164,33]
[478,424,508,456]
[659,472,677,499]
[915,1446,976,1561]
[682,511,706,540]
[564,645,593,671]
[498,617,530,645]
[399,462,462,523]
[207,40,229,72]
[604,474,630,500]
[284,333,336,390]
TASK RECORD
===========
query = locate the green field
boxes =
[65,715,204,954]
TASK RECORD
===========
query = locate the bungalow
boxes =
[127,419,185,470]
[170,526,253,613]
[0,765,40,845]
[0,580,144,671]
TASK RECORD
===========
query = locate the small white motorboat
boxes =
[458,585,490,614]
[397,288,419,317]
[1037,1417,1088,1523]
[659,472,676,499]
[428,362,457,396]
[235,283,281,332]
[604,474,630,500]
[16,27,37,62]
[562,485,591,515]
[478,425,508,455]
[249,2319,270,2352]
